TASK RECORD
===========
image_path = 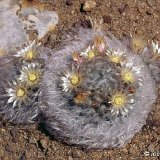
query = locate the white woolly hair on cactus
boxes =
[141,41,160,85]
[40,26,157,149]
[0,41,49,124]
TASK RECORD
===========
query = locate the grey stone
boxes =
[0,9,27,52]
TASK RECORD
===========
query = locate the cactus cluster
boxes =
[0,24,159,148]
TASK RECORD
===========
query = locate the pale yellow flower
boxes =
[6,81,31,108]
[61,68,83,92]
[106,49,125,64]
[109,91,135,116]
[15,41,41,61]
[80,46,97,60]
[120,61,143,86]
[19,62,43,87]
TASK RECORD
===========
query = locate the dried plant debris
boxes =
[131,34,147,54]
[0,41,46,124]
[40,27,158,149]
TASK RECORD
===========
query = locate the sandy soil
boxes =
[0,0,160,159]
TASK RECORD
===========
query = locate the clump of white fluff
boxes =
[41,28,157,149]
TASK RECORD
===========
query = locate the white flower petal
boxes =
[138,81,143,86]
[123,108,129,113]
[129,99,135,104]
[129,105,133,110]
[116,110,119,115]
[121,109,126,116]
[13,100,17,108]
[12,80,17,86]
[111,108,114,113]
[6,88,14,93]
[8,92,16,97]
[7,97,16,103]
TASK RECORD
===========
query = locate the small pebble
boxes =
[148,142,155,152]
[5,145,11,153]
[19,152,26,160]
[68,156,73,160]
[128,146,138,155]
[10,128,18,143]
[48,33,58,45]
[2,156,10,160]
[73,19,92,29]
[119,3,127,14]
[39,139,48,149]
[0,148,5,157]
[146,8,153,15]
[147,0,156,7]
[66,0,73,6]
[102,15,112,23]
[83,1,96,12]
[29,137,37,144]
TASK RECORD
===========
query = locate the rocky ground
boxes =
[0,0,160,159]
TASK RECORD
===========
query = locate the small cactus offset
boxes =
[0,41,45,124]
[0,20,159,149]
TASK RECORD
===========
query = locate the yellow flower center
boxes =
[111,93,126,108]
[88,51,95,59]
[114,96,124,106]
[28,73,37,82]
[110,55,121,64]
[16,88,26,97]
[70,74,80,85]
[122,71,134,83]
[26,51,34,60]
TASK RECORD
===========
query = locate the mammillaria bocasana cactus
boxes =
[0,20,159,149]
[40,23,158,148]
[0,41,46,123]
